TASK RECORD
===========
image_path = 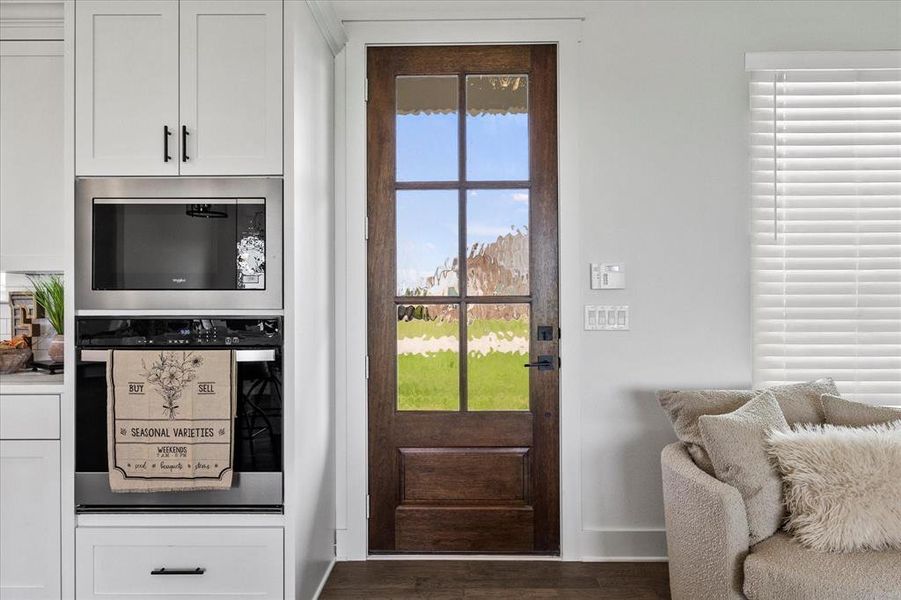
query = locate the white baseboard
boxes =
[334,528,349,560]
[579,528,668,561]
[366,554,562,561]
[312,557,337,599]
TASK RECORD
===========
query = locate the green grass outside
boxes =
[397,351,460,411]
[397,350,529,411]
[397,317,529,340]
[467,350,529,411]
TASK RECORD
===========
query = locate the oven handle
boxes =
[79,349,276,363]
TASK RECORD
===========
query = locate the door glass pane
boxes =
[466,189,529,295]
[467,304,529,411]
[466,75,528,181]
[396,190,459,296]
[397,304,460,411]
[396,76,458,182]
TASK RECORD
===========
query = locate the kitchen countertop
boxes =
[0,370,65,395]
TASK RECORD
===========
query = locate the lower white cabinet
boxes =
[0,440,61,600]
[0,394,60,440]
[76,527,284,599]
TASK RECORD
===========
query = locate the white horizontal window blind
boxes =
[750,65,901,404]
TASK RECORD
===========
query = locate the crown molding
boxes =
[306,0,347,56]
[0,1,64,40]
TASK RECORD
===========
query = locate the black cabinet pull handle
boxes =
[181,125,189,162]
[151,567,205,576]
[163,125,172,162]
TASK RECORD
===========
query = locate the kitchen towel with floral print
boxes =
[106,350,236,492]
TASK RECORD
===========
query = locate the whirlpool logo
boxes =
[171,277,187,284]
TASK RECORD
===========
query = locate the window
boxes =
[749,54,901,404]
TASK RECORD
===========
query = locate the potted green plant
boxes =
[30,274,64,363]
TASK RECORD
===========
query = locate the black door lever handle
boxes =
[523,355,556,371]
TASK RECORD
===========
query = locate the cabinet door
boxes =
[179,1,283,176]
[0,441,60,600]
[0,41,65,272]
[75,1,179,176]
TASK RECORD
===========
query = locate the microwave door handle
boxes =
[80,349,274,362]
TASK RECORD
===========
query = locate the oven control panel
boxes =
[75,317,282,348]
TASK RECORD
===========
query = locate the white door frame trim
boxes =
[335,18,583,560]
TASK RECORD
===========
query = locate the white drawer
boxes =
[0,395,59,440]
[76,527,283,600]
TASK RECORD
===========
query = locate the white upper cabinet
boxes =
[179,1,283,175]
[75,1,283,177]
[0,41,65,272]
[75,1,180,176]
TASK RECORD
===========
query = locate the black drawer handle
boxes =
[181,125,190,162]
[151,567,205,576]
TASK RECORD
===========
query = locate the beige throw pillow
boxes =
[658,379,836,474]
[821,394,901,427]
[699,391,789,544]
[767,422,901,553]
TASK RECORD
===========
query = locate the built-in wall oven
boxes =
[76,178,282,310]
[75,317,283,512]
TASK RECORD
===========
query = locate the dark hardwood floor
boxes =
[319,560,670,599]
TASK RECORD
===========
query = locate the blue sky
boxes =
[394,110,530,294]
[394,107,530,293]
[396,186,529,294]
[396,113,528,182]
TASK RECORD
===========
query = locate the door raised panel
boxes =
[179,1,282,176]
[400,448,529,504]
[75,0,179,176]
[0,440,61,600]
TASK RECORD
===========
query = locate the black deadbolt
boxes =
[537,326,554,341]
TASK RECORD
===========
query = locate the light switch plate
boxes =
[584,305,629,331]
[590,263,625,290]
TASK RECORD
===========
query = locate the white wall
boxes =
[333,0,901,559]
[285,1,336,596]
[574,0,900,557]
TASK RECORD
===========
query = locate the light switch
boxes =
[590,263,625,290]
[584,305,630,330]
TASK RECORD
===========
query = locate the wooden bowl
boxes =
[0,348,32,374]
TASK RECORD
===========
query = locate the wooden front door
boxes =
[367,45,559,554]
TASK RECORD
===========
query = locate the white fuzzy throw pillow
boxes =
[767,421,901,553]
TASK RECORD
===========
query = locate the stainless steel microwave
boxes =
[76,178,282,310]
